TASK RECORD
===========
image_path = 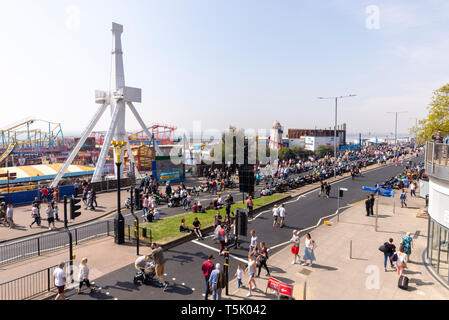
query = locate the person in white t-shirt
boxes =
[279,204,287,228]
[272,205,279,228]
[249,230,258,254]
[53,262,67,300]
[244,253,257,297]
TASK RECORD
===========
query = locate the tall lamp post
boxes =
[386,111,407,157]
[112,140,127,244]
[318,94,356,178]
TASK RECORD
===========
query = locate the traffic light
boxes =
[70,196,82,220]
[339,189,344,198]
[339,188,348,198]
[135,188,142,210]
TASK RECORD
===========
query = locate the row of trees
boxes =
[278,145,334,160]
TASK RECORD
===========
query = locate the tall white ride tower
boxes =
[51,23,162,188]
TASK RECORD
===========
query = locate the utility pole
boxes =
[318,95,356,178]
[386,111,407,146]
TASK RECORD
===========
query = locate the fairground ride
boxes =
[0,119,67,167]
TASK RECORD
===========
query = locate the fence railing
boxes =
[0,262,69,300]
[125,224,153,245]
[426,142,449,167]
[0,220,113,266]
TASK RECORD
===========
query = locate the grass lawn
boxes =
[129,193,289,244]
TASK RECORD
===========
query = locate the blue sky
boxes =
[1,0,449,138]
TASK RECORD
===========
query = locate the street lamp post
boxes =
[318,95,356,178]
[112,140,127,244]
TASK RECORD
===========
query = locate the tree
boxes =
[411,83,449,143]
[278,147,295,160]
[316,145,334,157]
[290,146,313,158]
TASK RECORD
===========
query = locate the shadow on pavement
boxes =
[309,264,338,271]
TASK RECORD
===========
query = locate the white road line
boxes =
[267,204,353,252]
[191,240,247,264]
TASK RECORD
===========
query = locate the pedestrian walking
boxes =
[30,204,41,228]
[256,242,270,277]
[249,229,258,254]
[53,262,68,300]
[46,204,56,230]
[235,264,244,289]
[301,233,316,267]
[400,189,407,208]
[410,181,416,197]
[319,181,325,197]
[247,196,254,217]
[394,246,408,277]
[279,204,287,228]
[151,243,168,290]
[217,225,226,256]
[78,258,95,294]
[325,182,331,198]
[201,254,214,300]
[6,204,15,229]
[0,202,7,227]
[208,263,225,300]
[380,238,396,272]
[401,232,414,262]
[290,230,300,264]
[272,204,279,228]
[245,253,257,297]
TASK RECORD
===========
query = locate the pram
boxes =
[133,261,157,285]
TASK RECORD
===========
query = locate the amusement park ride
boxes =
[50,23,164,188]
[0,119,66,167]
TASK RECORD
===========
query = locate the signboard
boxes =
[266,278,280,293]
[159,170,182,183]
[278,283,293,298]
[305,137,314,145]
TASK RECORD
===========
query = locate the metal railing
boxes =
[0,220,113,266]
[0,262,69,300]
[125,224,153,245]
[426,142,449,168]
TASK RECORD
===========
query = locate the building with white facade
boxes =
[425,142,449,285]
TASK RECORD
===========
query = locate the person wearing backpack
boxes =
[379,238,396,272]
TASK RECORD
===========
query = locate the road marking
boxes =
[172,278,176,281]
[267,204,353,252]
[192,239,247,264]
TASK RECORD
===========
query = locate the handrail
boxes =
[426,142,449,168]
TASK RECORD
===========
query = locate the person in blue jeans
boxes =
[383,238,396,272]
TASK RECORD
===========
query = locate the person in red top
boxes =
[201,254,215,300]
[41,187,49,203]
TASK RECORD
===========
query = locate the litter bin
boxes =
[114,213,125,244]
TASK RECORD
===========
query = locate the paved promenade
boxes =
[227,189,448,300]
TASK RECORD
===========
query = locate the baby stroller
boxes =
[134,261,157,285]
